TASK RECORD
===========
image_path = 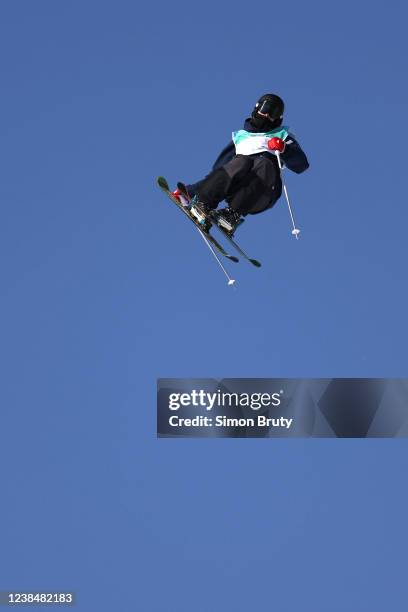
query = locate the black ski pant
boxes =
[196,154,282,215]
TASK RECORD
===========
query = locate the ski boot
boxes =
[190,198,212,232]
[171,187,190,208]
[213,207,244,237]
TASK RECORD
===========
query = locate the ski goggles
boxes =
[257,99,281,119]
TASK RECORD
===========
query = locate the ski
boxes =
[209,215,262,268]
[157,176,239,264]
[176,181,261,268]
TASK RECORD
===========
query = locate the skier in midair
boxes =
[172,93,309,236]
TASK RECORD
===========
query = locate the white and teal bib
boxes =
[232,126,289,156]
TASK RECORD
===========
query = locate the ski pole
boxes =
[276,151,301,239]
[196,227,236,286]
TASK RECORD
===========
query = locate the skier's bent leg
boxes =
[228,157,282,215]
[229,184,281,216]
[227,176,266,215]
[196,168,231,209]
[197,155,253,209]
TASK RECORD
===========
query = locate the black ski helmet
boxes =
[251,93,284,129]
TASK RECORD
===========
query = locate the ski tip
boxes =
[228,255,239,263]
[157,176,169,190]
[250,259,262,268]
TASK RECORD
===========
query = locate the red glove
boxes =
[267,137,285,153]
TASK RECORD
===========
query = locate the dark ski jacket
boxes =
[187,117,309,196]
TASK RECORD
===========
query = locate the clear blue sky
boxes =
[1,1,408,610]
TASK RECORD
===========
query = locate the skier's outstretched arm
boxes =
[280,135,309,174]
